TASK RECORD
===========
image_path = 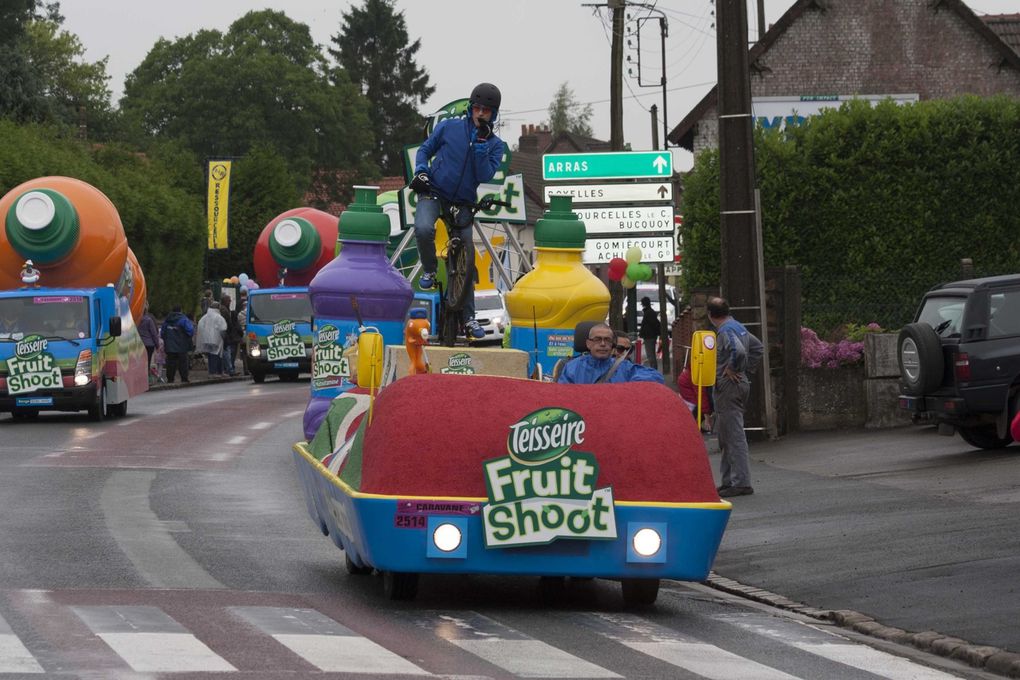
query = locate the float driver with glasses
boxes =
[557,323,664,385]
[409,82,505,340]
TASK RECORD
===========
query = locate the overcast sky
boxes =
[60,0,1020,171]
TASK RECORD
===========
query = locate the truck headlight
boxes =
[432,523,462,552]
[249,345,261,358]
[74,349,92,386]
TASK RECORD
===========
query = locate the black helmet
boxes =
[470,82,501,111]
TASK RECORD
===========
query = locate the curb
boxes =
[704,572,1020,678]
[148,374,251,391]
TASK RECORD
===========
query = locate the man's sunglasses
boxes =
[614,344,632,354]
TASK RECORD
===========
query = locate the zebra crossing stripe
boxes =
[0,613,43,674]
[579,612,798,680]
[230,606,429,675]
[0,635,43,674]
[72,605,235,672]
[720,614,965,680]
[422,611,620,678]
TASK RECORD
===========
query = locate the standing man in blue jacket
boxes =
[409,83,504,339]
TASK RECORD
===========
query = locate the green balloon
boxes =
[626,262,643,281]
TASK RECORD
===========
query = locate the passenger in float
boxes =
[557,322,664,385]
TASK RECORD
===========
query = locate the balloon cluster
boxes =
[222,272,260,291]
[606,246,654,289]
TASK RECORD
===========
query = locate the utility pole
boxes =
[717,0,769,432]
[609,0,625,151]
[650,104,659,149]
[757,0,766,40]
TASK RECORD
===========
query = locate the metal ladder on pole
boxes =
[388,219,533,289]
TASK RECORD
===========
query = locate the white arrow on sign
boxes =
[652,155,669,173]
[544,183,672,204]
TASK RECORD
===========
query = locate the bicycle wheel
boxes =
[439,297,459,347]
[444,238,471,312]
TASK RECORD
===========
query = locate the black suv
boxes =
[898,275,1020,449]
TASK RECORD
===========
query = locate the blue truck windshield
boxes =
[249,293,312,325]
[0,295,91,341]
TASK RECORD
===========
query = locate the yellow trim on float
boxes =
[292,442,733,510]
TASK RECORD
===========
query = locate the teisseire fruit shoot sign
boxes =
[482,407,617,548]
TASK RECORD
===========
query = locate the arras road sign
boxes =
[543,151,673,181]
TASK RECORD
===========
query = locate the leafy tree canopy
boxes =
[547,82,594,138]
[120,9,378,188]
[329,0,434,176]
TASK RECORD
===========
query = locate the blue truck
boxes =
[244,287,314,383]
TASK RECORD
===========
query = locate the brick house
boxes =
[668,0,1020,154]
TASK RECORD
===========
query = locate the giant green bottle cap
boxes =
[269,217,321,270]
[534,195,586,248]
[338,185,390,242]
[5,189,80,264]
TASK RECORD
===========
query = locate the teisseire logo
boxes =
[273,319,296,336]
[316,324,339,346]
[6,335,61,395]
[482,407,616,548]
[440,351,475,374]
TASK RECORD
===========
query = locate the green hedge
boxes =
[680,95,1020,332]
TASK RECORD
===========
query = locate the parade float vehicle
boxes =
[245,208,338,383]
[293,370,731,605]
[0,177,148,421]
[291,191,730,605]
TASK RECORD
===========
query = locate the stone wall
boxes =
[797,333,913,430]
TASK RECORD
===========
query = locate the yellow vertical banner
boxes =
[207,160,232,250]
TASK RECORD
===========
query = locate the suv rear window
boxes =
[917,296,965,337]
[989,290,1020,338]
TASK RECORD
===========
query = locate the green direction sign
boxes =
[543,151,673,181]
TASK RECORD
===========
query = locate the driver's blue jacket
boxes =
[414,117,503,203]
[557,354,665,385]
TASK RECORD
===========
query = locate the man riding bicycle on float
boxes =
[409,82,504,340]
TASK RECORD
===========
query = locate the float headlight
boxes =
[426,516,468,558]
[627,522,667,563]
[249,343,261,358]
[433,523,462,552]
[632,528,662,557]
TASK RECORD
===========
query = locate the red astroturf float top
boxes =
[355,374,719,503]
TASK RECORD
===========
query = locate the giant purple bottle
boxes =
[303,186,413,440]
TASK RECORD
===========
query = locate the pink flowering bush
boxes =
[800,323,884,368]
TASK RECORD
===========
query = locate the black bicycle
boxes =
[430,196,510,347]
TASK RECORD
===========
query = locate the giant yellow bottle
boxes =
[506,195,609,377]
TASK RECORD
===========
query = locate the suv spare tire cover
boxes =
[898,322,944,396]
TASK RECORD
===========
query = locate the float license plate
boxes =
[16,396,53,407]
[274,362,299,369]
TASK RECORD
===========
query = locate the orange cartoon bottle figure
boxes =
[253,208,338,287]
[404,308,430,376]
[0,177,130,293]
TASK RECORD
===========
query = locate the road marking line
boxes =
[422,612,619,678]
[275,635,429,675]
[231,606,429,675]
[579,612,796,680]
[722,615,965,680]
[250,422,273,430]
[98,633,235,672]
[283,410,304,418]
[100,472,225,589]
[227,436,246,445]
[0,634,44,674]
[73,605,234,673]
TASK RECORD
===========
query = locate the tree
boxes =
[22,19,115,138]
[547,82,594,137]
[329,0,434,176]
[120,10,377,190]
